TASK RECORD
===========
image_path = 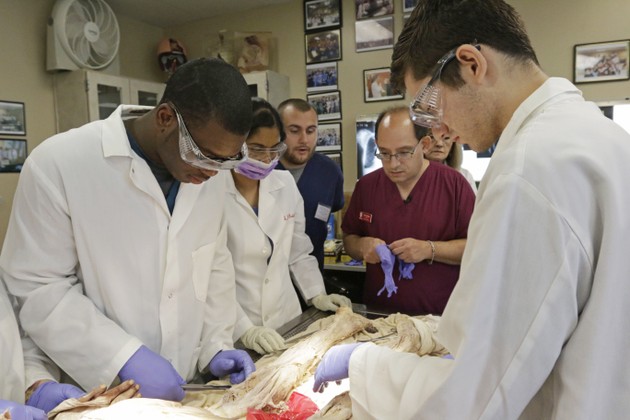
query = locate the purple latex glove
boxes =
[26,381,84,414]
[313,343,364,393]
[0,400,46,420]
[398,259,415,280]
[118,345,186,401]
[208,349,256,384]
[375,244,397,297]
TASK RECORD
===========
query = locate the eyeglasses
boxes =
[375,141,421,162]
[247,142,287,163]
[409,43,480,129]
[171,103,248,171]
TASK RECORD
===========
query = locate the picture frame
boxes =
[305,29,342,64]
[355,17,394,53]
[574,40,630,84]
[402,0,419,13]
[0,101,26,136]
[0,138,27,172]
[323,152,342,172]
[306,62,339,93]
[355,0,394,20]
[316,122,342,152]
[363,67,404,102]
[356,115,382,178]
[307,91,342,121]
[304,0,341,33]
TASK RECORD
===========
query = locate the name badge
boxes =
[359,211,373,223]
[315,203,331,222]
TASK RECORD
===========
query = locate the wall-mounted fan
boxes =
[47,0,120,72]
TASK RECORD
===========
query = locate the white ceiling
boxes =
[105,0,293,27]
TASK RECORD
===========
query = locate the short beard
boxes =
[284,148,314,166]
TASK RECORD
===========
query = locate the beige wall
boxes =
[0,0,629,246]
[0,0,164,245]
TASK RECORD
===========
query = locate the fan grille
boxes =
[55,0,120,69]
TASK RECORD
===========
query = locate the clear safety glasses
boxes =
[171,103,248,171]
[247,142,287,163]
[409,43,480,129]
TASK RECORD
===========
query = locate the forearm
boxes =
[430,238,467,265]
[342,234,368,261]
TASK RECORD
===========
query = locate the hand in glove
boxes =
[313,343,364,393]
[240,326,286,355]
[311,293,352,312]
[208,350,256,384]
[26,381,85,414]
[118,345,186,401]
[0,400,46,420]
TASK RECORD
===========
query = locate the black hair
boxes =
[160,57,252,135]
[391,0,538,93]
[277,98,316,115]
[251,97,286,142]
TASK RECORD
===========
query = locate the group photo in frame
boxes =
[355,17,394,52]
[0,138,27,172]
[306,62,339,93]
[307,91,342,121]
[355,0,394,20]
[0,101,26,136]
[363,67,404,102]
[574,40,630,84]
[305,29,342,64]
[304,0,341,32]
[315,122,342,152]
[403,0,419,13]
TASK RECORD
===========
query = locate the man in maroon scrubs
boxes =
[342,106,475,315]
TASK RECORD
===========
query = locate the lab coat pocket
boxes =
[192,242,216,302]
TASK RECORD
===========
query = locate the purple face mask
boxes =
[234,157,279,180]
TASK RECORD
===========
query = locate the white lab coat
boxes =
[225,170,326,339]
[0,105,237,391]
[348,78,630,419]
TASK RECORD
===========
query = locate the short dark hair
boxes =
[251,97,286,142]
[375,106,429,142]
[277,98,316,116]
[160,57,252,135]
[391,0,538,93]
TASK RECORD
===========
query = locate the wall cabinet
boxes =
[53,70,165,133]
[242,70,290,108]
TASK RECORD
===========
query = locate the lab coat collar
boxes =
[495,78,582,154]
[101,105,153,158]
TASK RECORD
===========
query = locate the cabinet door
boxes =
[86,72,130,121]
[129,79,165,107]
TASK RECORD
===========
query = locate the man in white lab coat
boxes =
[313,1,630,418]
[1,58,256,402]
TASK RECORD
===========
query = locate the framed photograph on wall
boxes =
[305,29,342,64]
[355,17,394,52]
[304,0,341,32]
[323,152,342,172]
[574,40,630,84]
[0,138,27,172]
[316,122,342,152]
[306,62,339,93]
[355,0,394,20]
[363,67,404,102]
[402,0,419,13]
[307,91,342,121]
[0,101,26,136]
[356,115,382,178]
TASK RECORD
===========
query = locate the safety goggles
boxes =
[246,142,287,163]
[409,43,480,129]
[171,103,248,171]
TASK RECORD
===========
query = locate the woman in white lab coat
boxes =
[226,98,350,355]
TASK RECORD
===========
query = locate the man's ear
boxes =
[456,44,487,84]
[156,103,176,130]
[420,135,433,152]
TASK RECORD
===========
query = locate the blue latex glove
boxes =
[0,400,46,420]
[208,350,256,384]
[26,381,84,414]
[118,345,186,401]
[376,244,397,297]
[313,343,364,393]
[398,259,415,280]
